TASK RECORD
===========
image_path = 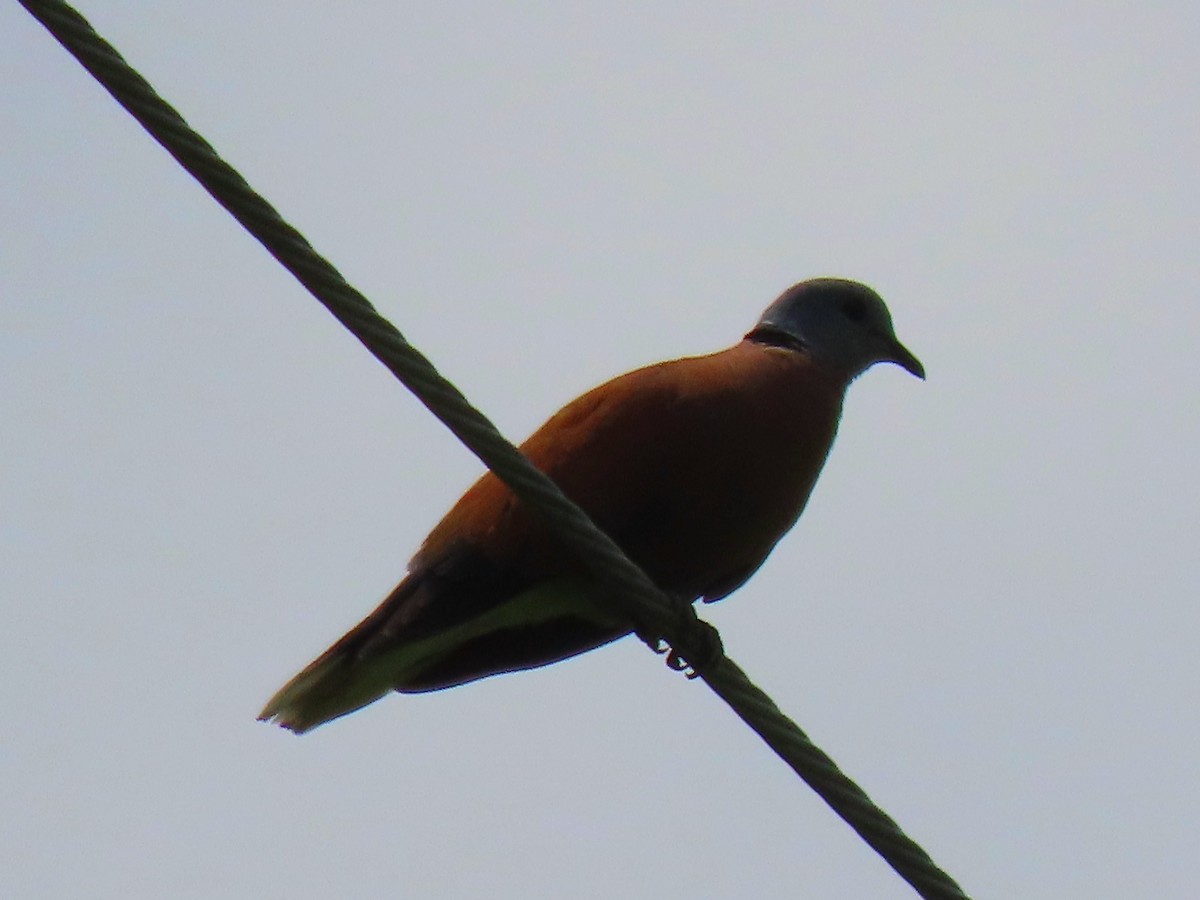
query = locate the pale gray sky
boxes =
[4,3,1198,898]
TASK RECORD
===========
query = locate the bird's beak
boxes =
[886,339,925,380]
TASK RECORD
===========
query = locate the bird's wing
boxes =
[258,366,681,732]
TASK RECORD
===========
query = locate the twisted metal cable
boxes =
[18,2,970,897]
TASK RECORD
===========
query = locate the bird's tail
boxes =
[259,572,623,732]
[257,645,390,734]
[257,579,423,734]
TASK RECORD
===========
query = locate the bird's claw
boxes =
[637,596,724,679]
[635,628,670,656]
[665,619,724,679]
[664,647,702,679]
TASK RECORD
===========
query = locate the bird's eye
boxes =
[841,296,868,322]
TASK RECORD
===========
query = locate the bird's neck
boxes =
[745,325,808,355]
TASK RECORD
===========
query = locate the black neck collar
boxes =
[745,325,808,354]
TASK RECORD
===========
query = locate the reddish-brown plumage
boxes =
[259,277,922,731]
[415,338,844,602]
[266,340,846,719]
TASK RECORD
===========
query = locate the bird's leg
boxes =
[664,619,724,679]
[633,590,693,658]
[634,626,670,656]
[636,592,724,679]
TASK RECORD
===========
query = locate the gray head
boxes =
[750,278,925,381]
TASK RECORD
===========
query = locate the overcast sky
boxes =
[4,3,1198,899]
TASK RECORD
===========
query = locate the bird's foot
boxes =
[635,594,725,679]
[635,628,670,656]
[664,619,724,679]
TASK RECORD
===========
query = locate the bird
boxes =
[259,277,924,733]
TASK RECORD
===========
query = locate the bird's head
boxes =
[750,278,925,382]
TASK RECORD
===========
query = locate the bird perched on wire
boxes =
[259,277,924,733]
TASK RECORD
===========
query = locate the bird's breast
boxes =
[607,343,844,597]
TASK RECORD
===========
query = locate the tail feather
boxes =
[257,645,395,734]
[259,572,623,733]
[258,577,427,733]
